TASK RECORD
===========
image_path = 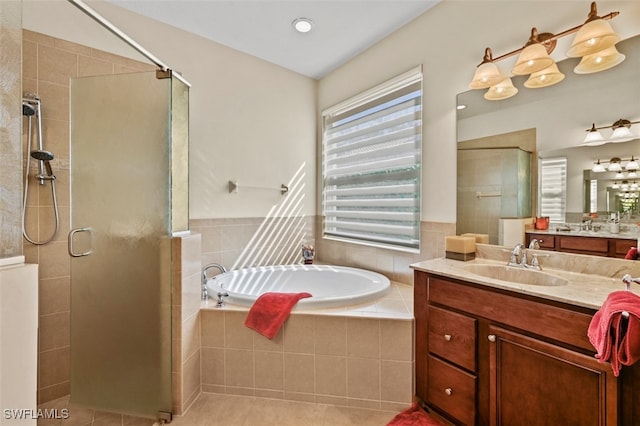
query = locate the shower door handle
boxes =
[68,227,93,257]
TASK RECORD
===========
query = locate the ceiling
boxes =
[106,0,441,79]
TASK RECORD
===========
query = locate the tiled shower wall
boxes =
[192,217,455,285]
[21,29,155,403]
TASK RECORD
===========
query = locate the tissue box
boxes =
[445,236,476,261]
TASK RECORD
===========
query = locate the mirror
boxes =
[457,34,640,242]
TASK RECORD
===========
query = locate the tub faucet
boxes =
[201,263,227,300]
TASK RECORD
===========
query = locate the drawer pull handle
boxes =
[488,334,496,342]
[444,334,452,341]
[445,388,453,396]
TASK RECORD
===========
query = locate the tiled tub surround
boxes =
[192,217,455,285]
[199,282,414,411]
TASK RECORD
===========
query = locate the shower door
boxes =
[69,71,173,418]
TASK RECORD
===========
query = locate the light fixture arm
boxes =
[586,119,640,132]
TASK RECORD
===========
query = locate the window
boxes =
[322,67,422,251]
[539,157,567,223]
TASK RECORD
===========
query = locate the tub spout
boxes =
[201,263,228,300]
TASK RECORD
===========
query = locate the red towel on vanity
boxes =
[245,292,312,339]
[588,290,640,376]
[624,247,639,260]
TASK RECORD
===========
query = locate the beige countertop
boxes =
[411,244,640,311]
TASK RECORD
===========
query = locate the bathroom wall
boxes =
[21,29,155,403]
[0,0,23,259]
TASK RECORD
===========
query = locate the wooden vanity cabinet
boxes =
[526,232,636,258]
[413,270,635,426]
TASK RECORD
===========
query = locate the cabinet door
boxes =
[488,326,618,426]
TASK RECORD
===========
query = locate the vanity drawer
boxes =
[527,233,555,249]
[427,355,476,426]
[558,235,608,255]
[428,305,476,371]
[614,238,636,257]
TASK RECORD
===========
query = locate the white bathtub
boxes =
[206,264,391,309]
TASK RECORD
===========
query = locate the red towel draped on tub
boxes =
[588,290,640,376]
[245,292,312,339]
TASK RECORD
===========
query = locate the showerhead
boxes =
[31,150,54,161]
[31,150,55,179]
[23,102,36,116]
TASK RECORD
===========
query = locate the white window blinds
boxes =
[539,157,567,223]
[322,68,422,251]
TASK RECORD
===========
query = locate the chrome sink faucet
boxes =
[201,263,228,300]
[507,243,545,270]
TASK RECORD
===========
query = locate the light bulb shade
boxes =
[611,125,634,141]
[469,62,506,89]
[574,45,625,74]
[615,171,625,179]
[626,159,639,171]
[524,63,565,88]
[629,171,638,178]
[583,126,605,146]
[592,161,606,173]
[608,161,622,172]
[512,44,555,76]
[484,78,518,101]
[567,19,620,58]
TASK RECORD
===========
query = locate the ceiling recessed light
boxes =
[292,18,313,34]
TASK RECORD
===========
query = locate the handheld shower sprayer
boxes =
[30,150,56,181]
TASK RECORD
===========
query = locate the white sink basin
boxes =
[462,264,568,287]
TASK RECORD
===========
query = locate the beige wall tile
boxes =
[283,391,316,403]
[315,355,346,397]
[347,358,380,400]
[201,347,225,386]
[53,38,92,56]
[172,372,182,414]
[39,312,70,352]
[38,81,69,122]
[38,44,77,86]
[201,310,225,348]
[38,277,70,315]
[225,349,254,388]
[379,319,413,361]
[78,54,113,77]
[182,351,201,406]
[347,318,380,359]
[380,361,412,403]
[283,315,314,354]
[314,316,346,356]
[37,382,70,405]
[283,353,314,393]
[37,241,70,279]
[181,233,202,278]
[255,389,284,400]
[39,346,70,388]
[224,311,253,349]
[253,329,283,352]
[182,311,200,360]
[23,40,37,79]
[225,386,255,397]
[255,351,284,391]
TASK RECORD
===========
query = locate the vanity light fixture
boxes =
[469,2,622,100]
[582,119,640,145]
[612,181,620,189]
[591,157,640,173]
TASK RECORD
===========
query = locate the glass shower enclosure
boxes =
[69,70,188,419]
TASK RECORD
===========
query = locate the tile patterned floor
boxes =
[38,393,403,426]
